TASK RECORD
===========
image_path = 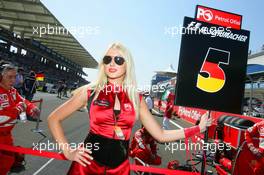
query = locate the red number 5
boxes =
[196,47,230,93]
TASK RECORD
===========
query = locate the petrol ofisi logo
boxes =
[197,8,213,22]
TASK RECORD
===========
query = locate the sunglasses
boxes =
[103,56,125,66]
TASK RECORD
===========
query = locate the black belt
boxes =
[84,132,129,168]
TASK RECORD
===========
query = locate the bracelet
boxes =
[184,126,200,138]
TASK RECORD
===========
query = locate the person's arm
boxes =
[245,123,263,157]
[47,87,93,166]
[134,130,147,149]
[139,99,210,143]
[245,123,258,147]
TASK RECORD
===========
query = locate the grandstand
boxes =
[245,50,264,101]
[0,0,98,88]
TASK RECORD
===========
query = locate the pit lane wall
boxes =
[155,99,262,123]
[154,99,263,138]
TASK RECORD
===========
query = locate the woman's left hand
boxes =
[198,112,212,132]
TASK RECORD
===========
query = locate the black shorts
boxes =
[84,132,129,168]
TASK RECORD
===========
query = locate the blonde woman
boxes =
[48,43,211,175]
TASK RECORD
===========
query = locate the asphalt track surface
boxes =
[9,91,216,175]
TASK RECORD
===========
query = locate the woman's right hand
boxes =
[63,147,93,167]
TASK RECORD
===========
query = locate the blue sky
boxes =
[41,0,264,86]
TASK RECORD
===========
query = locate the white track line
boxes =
[169,120,183,129]
[152,109,161,115]
[33,151,62,175]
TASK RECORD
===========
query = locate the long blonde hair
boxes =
[74,42,140,119]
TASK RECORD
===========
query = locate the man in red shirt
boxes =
[0,62,40,175]
[245,120,264,175]
[162,98,173,130]
[130,127,161,165]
